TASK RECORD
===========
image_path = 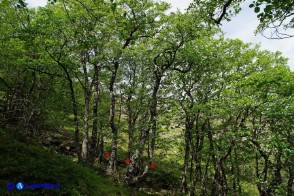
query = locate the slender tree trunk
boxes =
[255,149,269,196]
[212,141,234,195]
[182,116,192,194]
[125,111,149,185]
[81,57,91,161]
[149,73,161,159]
[59,63,81,162]
[201,154,210,195]
[24,71,36,133]
[220,161,228,196]
[82,94,90,160]
[207,120,218,196]
[254,141,269,196]
[195,120,205,182]
[98,136,104,164]
[71,79,81,162]
[46,48,81,161]
[262,157,269,196]
[231,153,236,195]
[190,153,199,196]
[270,152,282,194]
[89,64,100,164]
[189,173,196,196]
[127,93,134,158]
[107,34,133,173]
[233,148,241,195]
[137,112,150,166]
[255,152,263,194]
[108,61,119,174]
[125,68,163,184]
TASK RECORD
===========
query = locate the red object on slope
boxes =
[151,163,156,169]
[104,152,110,158]
[125,158,132,165]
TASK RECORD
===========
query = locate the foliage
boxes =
[191,0,294,39]
[0,0,293,195]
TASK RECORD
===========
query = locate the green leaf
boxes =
[264,5,272,13]
[254,7,260,13]
[249,4,254,8]
[111,3,117,12]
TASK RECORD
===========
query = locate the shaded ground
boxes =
[0,128,148,196]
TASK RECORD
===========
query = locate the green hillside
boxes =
[0,128,141,196]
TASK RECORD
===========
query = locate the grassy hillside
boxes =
[0,128,143,196]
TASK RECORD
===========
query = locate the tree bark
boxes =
[81,60,90,160]
[270,152,282,194]
[127,93,134,157]
[207,120,218,196]
[181,116,192,194]
[149,72,161,159]
[251,139,269,196]
[232,147,241,195]
[59,63,81,162]
[89,64,100,164]
[107,30,134,173]
[108,61,119,174]
[201,154,210,195]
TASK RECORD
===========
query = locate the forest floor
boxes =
[0,127,261,195]
[0,128,151,195]
[0,128,182,195]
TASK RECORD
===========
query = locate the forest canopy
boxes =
[0,0,293,195]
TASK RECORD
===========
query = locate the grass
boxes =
[0,128,143,196]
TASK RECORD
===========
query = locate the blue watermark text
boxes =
[7,182,60,191]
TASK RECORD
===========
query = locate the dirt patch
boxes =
[38,129,76,156]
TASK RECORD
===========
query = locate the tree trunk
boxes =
[201,154,210,195]
[127,93,134,157]
[195,120,205,182]
[182,116,192,194]
[108,61,119,174]
[232,147,241,195]
[82,93,90,160]
[98,136,104,164]
[255,142,269,196]
[220,160,228,196]
[46,49,81,161]
[107,33,134,173]
[207,120,218,196]
[262,157,269,196]
[89,64,100,164]
[81,56,91,161]
[59,63,81,162]
[149,73,161,159]
[270,152,282,194]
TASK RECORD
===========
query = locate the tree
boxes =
[0,0,68,132]
[171,34,293,195]
[32,2,84,161]
[100,0,171,174]
[2,1,293,195]
[190,0,294,39]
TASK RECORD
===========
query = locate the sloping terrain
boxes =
[0,128,142,196]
